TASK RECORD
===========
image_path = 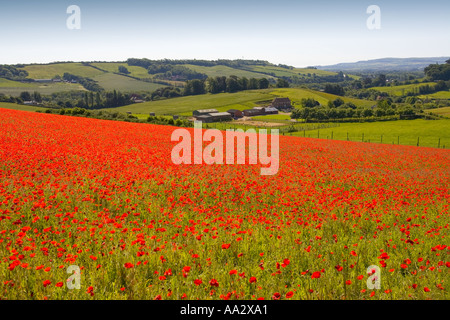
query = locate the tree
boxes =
[324,84,345,96]
[226,76,241,93]
[276,78,289,88]
[205,77,219,93]
[32,91,42,103]
[301,98,320,108]
[258,78,269,89]
[20,91,32,101]
[118,66,130,74]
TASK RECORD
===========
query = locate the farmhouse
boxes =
[193,109,219,116]
[227,109,243,119]
[271,97,292,110]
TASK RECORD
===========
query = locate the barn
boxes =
[193,109,219,116]
[227,109,243,119]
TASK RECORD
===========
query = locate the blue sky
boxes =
[0,0,449,67]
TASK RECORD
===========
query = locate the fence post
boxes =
[438,138,440,148]
[317,130,319,138]
[417,137,419,147]
[304,130,305,137]
[331,131,333,139]
[347,132,349,141]
[362,133,364,142]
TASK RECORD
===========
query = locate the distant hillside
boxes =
[317,57,449,73]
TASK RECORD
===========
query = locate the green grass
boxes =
[100,88,374,116]
[90,63,151,79]
[0,78,36,88]
[291,119,450,148]
[21,63,104,79]
[0,102,46,112]
[0,82,86,96]
[372,83,437,96]
[181,64,275,79]
[100,90,275,115]
[426,106,450,118]
[268,88,374,108]
[252,114,292,121]
[92,73,164,92]
[246,65,335,77]
[419,90,450,100]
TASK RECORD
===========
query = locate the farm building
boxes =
[173,115,179,120]
[195,112,232,123]
[243,109,264,117]
[227,109,243,118]
[193,109,219,116]
[271,97,292,110]
[149,112,155,116]
[264,107,279,114]
[208,112,232,122]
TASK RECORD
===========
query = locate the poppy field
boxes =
[0,108,448,300]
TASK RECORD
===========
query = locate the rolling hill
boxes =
[317,57,449,73]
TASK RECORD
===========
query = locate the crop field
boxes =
[0,108,448,300]
[420,91,450,100]
[90,63,152,79]
[180,65,275,80]
[101,91,275,115]
[246,66,336,77]
[0,102,46,112]
[92,73,165,92]
[425,107,450,118]
[103,88,373,116]
[292,119,450,148]
[372,83,436,96]
[20,63,105,79]
[0,82,86,96]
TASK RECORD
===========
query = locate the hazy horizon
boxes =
[1,0,449,67]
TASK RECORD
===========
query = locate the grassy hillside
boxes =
[269,88,374,107]
[0,102,45,112]
[100,90,274,115]
[92,73,164,92]
[419,90,450,100]
[426,106,450,117]
[0,82,86,96]
[372,83,436,96]
[181,64,275,79]
[100,87,374,116]
[90,63,151,79]
[292,119,450,148]
[21,63,104,79]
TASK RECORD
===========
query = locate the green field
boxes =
[0,102,46,112]
[292,119,450,148]
[252,114,292,121]
[269,88,374,107]
[0,78,36,88]
[90,63,151,79]
[92,73,164,92]
[21,63,104,79]
[181,64,275,79]
[419,90,450,100]
[247,65,335,77]
[426,106,450,117]
[372,83,436,96]
[0,82,86,96]
[100,87,374,116]
[102,90,275,115]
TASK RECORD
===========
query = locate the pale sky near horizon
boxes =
[0,0,449,67]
